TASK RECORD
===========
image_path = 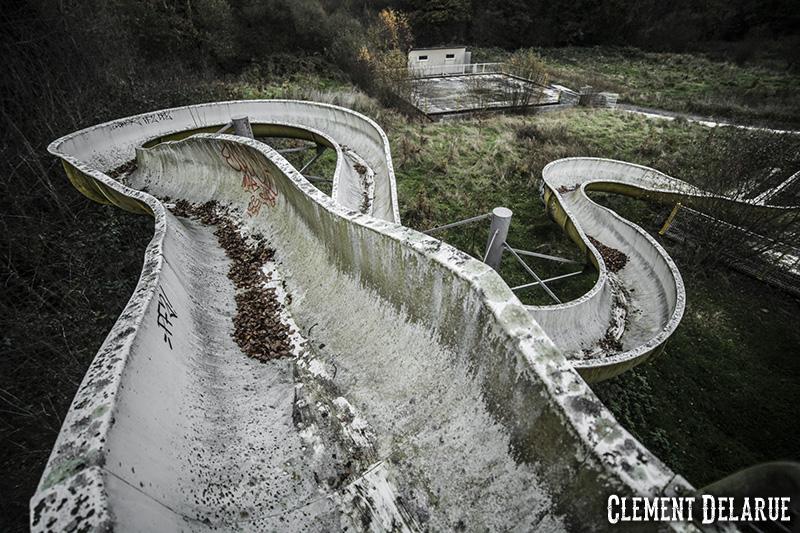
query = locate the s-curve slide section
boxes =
[536,158,798,382]
[34,99,704,531]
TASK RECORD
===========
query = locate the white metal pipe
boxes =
[483,207,512,270]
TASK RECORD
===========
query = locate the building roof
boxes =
[410,46,467,52]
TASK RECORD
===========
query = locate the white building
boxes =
[408,46,472,77]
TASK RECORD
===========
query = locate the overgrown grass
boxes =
[474,46,800,127]
[389,107,800,304]
[388,113,597,302]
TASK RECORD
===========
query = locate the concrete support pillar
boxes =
[231,116,254,139]
[484,207,512,270]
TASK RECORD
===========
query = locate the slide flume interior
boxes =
[536,158,798,382]
[34,99,792,531]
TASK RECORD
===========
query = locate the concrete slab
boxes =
[410,73,560,115]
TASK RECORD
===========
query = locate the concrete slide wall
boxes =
[537,157,798,382]
[34,101,696,531]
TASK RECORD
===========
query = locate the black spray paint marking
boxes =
[109,110,174,131]
[156,286,178,349]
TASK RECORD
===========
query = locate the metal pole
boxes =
[299,145,326,174]
[423,212,491,235]
[509,247,580,265]
[278,145,315,154]
[511,270,584,291]
[504,243,562,304]
[483,207,512,270]
[482,230,499,263]
[231,116,254,139]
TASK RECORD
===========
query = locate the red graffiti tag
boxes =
[221,143,279,216]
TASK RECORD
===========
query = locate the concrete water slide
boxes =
[36,98,779,531]
[536,159,799,382]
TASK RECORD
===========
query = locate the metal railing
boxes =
[423,212,492,235]
[423,208,583,304]
[406,62,505,79]
[660,204,800,297]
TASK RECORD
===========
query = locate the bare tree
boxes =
[501,49,550,109]
[353,9,418,109]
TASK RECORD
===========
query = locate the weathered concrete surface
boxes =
[411,73,560,115]
[537,157,799,382]
[50,100,400,223]
[36,101,701,531]
[617,104,800,136]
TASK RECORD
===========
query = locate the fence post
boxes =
[231,116,254,139]
[484,207,513,270]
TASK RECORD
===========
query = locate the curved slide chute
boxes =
[34,98,795,531]
[535,158,798,382]
[55,100,400,224]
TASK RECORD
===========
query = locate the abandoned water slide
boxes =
[34,99,792,531]
[536,158,799,382]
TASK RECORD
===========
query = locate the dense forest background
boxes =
[8,0,798,80]
[1,1,798,530]
[398,0,800,60]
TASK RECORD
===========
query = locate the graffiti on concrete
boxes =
[221,143,279,216]
[156,285,178,349]
[109,110,174,131]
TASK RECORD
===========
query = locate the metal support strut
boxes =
[421,205,571,303]
[299,145,326,174]
[508,248,580,265]
[511,270,583,292]
[278,144,316,154]
[504,243,562,304]
[423,212,492,235]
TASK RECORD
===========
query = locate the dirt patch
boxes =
[588,236,628,272]
[596,328,624,353]
[107,159,137,180]
[170,199,293,361]
[579,275,629,359]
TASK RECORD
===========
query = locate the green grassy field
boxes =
[474,46,800,127]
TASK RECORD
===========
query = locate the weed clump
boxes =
[515,124,540,142]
